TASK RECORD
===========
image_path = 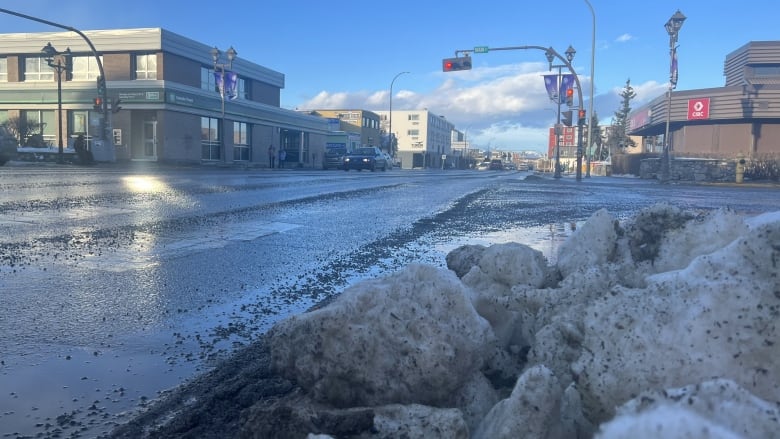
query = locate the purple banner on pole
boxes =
[670,49,678,89]
[224,71,238,100]
[213,71,224,94]
[543,74,559,103]
[559,74,575,104]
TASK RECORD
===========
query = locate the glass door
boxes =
[139,120,157,160]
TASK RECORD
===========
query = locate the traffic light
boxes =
[111,97,122,113]
[565,88,574,106]
[442,56,472,72]
[93,97,102,111]
[96,75,106,96]
[578,109,587,126]
[562,110,573,127]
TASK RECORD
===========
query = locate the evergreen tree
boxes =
[607,79,636,156]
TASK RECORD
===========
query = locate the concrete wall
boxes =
[640,158,738,182]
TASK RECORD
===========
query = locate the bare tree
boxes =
[3,116,43,146]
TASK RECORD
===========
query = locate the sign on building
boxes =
[687,98,710,120]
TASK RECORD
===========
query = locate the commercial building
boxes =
[305,109,382,149]
[0,27,329,167]
[629,41,780,158]
[375,109,454,169]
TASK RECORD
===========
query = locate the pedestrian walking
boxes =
[278,148,286,168]
[268,144,276,168]
[73,133,93,165]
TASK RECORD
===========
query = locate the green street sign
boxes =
[474,46,489,54]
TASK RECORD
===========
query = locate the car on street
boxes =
[489,159,504,170]
[323,146,348,170]
[343,146,388,171]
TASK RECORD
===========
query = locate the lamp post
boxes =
[210,46,237,161]
[389,71,409,158]
[660,10,686,183]
[546,46,576,179]
[584,0,595,178]
[41,42,71,164]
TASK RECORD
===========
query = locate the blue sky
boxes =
[2,1,778,153]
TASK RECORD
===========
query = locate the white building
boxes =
[376,109,454,169]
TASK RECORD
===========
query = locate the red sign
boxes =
[688,98,710,120]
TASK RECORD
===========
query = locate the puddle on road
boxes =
[79,221,302,272]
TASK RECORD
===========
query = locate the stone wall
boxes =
[640,158,738,182]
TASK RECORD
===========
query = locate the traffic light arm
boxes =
[448,43,586,180]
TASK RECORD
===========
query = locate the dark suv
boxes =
[323,146,347,170]
[0,126,17,166]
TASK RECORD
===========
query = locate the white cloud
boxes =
[615,33,633,43]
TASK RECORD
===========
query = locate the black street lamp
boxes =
[547,46,576,179]
[41,42,71,164]
[210,46,237,161]
[660,10,686,183]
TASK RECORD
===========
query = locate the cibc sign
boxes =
[688,98,710,120]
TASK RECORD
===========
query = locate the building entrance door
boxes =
[137,120,157,160]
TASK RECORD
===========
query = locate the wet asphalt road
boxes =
[1,163,778,437]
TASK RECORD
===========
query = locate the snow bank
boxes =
[596,379,780,439]
[268,263,495,408]
[263,204,780,438]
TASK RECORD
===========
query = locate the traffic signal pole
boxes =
[451,45,585,180]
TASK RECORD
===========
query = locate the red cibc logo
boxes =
[688,98,710,120]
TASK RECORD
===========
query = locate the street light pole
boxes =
[660,10,686,183]
[210,46,237,162]
[584,0,595,178]
[41,42,71,164]
[389,71,409,158]
[547,46,576,179]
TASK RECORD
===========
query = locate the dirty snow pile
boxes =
[263,204,780,439]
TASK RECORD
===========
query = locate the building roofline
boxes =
[0,27,284,88]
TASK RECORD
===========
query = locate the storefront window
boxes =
[201,117,221,160]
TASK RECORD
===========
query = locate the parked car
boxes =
[489,159,504,170]
[476,161,490,171]
[0,125,17,166]
[323,146,347,170]
[343,146,388,171]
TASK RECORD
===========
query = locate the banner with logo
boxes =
[559,74,575,103]
[543,74,575,104]
[213,71,224,94]
[543,75,560,103]
[213,71,239,99]
[224,71,238,100]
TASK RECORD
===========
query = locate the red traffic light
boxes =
[442,56,472,72]
[578,109,587,125]
[93,97,103,111]
[565,88,574,106]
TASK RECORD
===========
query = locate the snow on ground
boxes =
[265,203,780,438]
